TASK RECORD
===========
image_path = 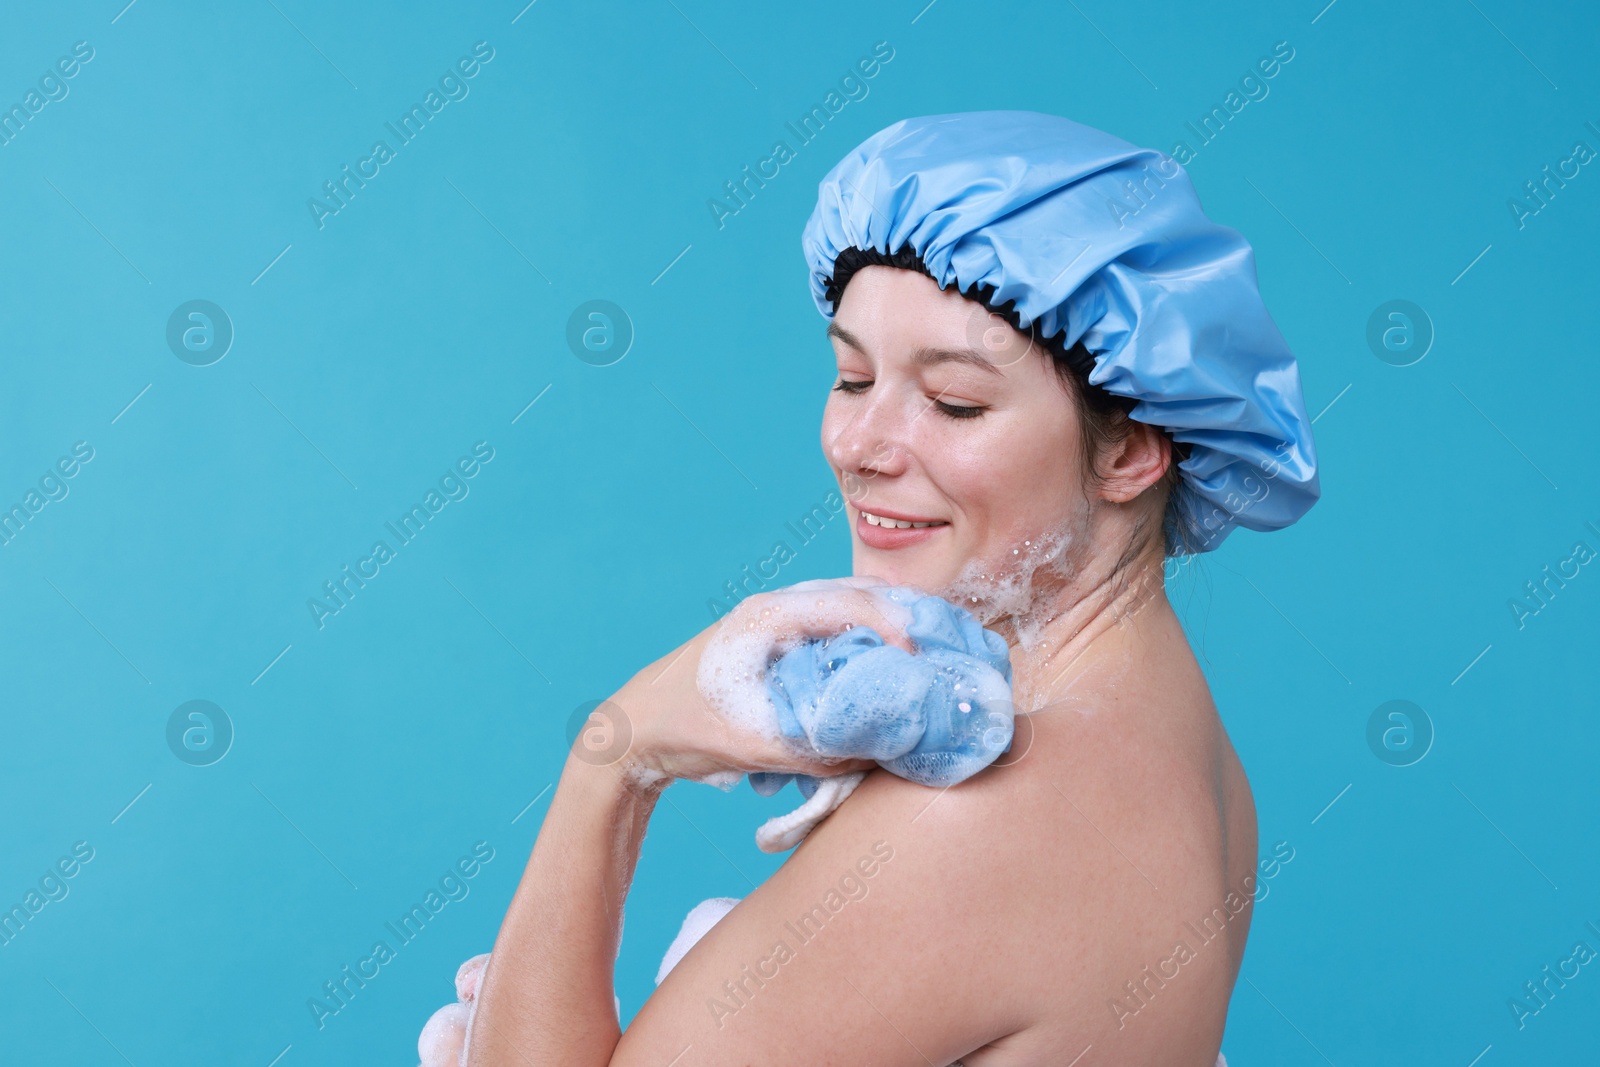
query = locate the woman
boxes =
[461,111,1319,1066]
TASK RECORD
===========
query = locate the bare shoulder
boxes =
[823,679,1256,1063]
[617,661,1257,1066]
[970,663,1260,1063]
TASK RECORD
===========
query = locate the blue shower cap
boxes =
[800,110,1319,552]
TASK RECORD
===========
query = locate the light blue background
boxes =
[2,1,1595,1064]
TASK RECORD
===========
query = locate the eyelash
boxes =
[831,379,985,420]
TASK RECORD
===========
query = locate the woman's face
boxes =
[821,266,1093,602]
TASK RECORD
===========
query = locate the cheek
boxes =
[949,416,1078,512]
[923,433,997,502]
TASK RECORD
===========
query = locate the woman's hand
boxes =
[467,577,925,1066]
[590,576,920,792]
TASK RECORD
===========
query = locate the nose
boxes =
[826,388,910,489]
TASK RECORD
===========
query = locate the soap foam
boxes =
[696,603,801,741]
[696,578,1020,850]
[932,511,1087,655]
[695,578,917,747]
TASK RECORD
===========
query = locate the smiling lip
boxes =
[853,506,949,550]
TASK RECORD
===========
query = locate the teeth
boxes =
[862,510,943,529]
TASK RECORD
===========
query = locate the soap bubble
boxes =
[933,516,1084,651]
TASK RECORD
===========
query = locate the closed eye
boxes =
[934,400,984,419]
[833,379,986,419]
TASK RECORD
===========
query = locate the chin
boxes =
[850,551,944,594]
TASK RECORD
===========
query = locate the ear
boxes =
[1095,421,1172,503]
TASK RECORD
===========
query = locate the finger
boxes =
[771,586,917,653]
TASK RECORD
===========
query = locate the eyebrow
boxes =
[826,322,1002,376]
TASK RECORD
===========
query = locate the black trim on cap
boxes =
[824,244,1122,411]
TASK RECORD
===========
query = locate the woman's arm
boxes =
[608,763,1042,1067]
[465,583,888,1065]
[462,579,1227,1065]
[463,750,657,1066]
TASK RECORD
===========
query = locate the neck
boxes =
[953,522,1171,715]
